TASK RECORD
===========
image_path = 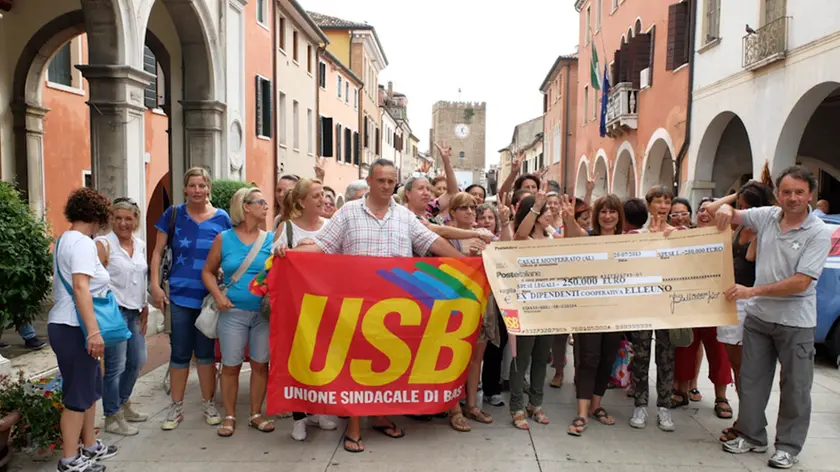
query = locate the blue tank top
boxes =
[220,229,274,312]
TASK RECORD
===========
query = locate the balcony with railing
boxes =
[742,16,790,70]
[605,82,638,137]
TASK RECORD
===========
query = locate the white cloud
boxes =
[302,0,580,169]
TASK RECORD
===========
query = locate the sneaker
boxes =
[484,394,505,407]
[768,450,799,469]
[120,401,148,422]
[57,455,104,472]
[25,336,47,350]
[657,407,675,432]
[202,399,222,426]
[104,411,139,436]
[291,418,307,441]
[161,401,184,430]
[306,414,337,430]
[81,439,118,461]
[629,406,647,429]
[723,436,769,454]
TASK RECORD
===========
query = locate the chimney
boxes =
[387,81,393,99]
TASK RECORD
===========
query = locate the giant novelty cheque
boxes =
[263,252,489,417]
[481,227,738,336]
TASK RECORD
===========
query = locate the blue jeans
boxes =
[169,303,215,369]
[103,308,147,417]
[217,309,269,366]
[18,323,36,340]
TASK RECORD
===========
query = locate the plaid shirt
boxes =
[316,196,438,257]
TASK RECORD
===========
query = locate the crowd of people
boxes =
[46,143,831,471]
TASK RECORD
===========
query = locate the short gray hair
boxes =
[230,187,261,226]
[345,180,370,202]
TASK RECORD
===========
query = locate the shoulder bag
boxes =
[259,222,293,320]
[55,236,132,347]
[156,206,178,333]
[196,230,268,339]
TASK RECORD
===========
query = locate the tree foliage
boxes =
[0,183,53,329]
[210,179,252,215]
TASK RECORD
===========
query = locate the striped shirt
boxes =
[155,204,232,309]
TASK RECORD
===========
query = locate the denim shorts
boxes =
[48,323,102,412]
[169,303,216,369]
[217,308,270,366]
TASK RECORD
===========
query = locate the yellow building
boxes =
[309,12,388,177]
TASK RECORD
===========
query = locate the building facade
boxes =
[497,147,512,190]
[684,0,840,212]
[274,1,328,180]
[380,108,400,171]
[430,101,487,187]
[311,12,388,178]
[573,0,691,201]
[540,54,579,193]
[318,48,362,197]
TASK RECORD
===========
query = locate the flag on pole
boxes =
[599,65,610,138]
[590,43,601,91]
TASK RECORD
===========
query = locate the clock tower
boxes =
[429,101,487,189]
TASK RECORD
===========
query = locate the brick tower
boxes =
[429,101,487,188]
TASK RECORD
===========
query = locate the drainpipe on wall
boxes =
[562,61,572,195]
[674,0,697,196]
[272,1,278,201]
[316,44,326,171]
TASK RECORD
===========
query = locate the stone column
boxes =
[11,102,49,216]
[180,100,225,179]
[77,65,153,237]
[682,179,716,211]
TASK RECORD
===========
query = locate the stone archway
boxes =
[612,141,636,200]
[592,151,609,200]
[693,112,753,198]
[774,81,840,174]
[641,129,676,194]
[575,157,590,199]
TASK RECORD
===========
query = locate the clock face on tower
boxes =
[455,124,470,139]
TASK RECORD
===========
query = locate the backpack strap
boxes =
[166,205,178,248]
[286,220,294,248]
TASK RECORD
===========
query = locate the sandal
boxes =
[464,407,493,424]
[671,391,689,408]
[249,413,275,432]
[714,398,733,419]
[689,388,703,402]
[590,407,615,426]
[372,419,405,438]
[567,416,587,436]
[720,424,740,442]
[550,371,564,388]
[217,416,235,437]
[343,434,365,453]
[512,410,529,430]
[526,405,550,425]
[449,411,472,432]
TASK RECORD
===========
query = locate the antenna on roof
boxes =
[457,88,461,102]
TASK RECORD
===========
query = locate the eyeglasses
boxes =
[669,212,690,218]
[113,197,138,208]
[245,199,268,206]
[455,205,477,212]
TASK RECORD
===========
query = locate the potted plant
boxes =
[0,372,63,465]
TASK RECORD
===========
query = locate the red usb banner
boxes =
[265,252,489,417]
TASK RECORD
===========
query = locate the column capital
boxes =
[180,100,226,131]
[77,64,155,113]
[10,100,50,134]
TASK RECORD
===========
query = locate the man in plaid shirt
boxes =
[276,158,464,453]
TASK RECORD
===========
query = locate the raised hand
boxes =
[715,204,734,231]
[586,172,600,194]
[498,201,511,224]
[559,194,575,221]
[534,180,548,209]
[314,157,326,181]
[434,141,453,161]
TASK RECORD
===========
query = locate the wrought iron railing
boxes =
[606,82,638,129]
[742,16,790,69]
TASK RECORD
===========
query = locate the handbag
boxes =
[55,236,132,347]
[196,230,268,339]
[156,205,178,334]
[609,338,634,389]
[669,328,694,348]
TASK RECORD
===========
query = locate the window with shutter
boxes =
[375,128,380,155]
[619,42,630,83]
[336,123,342,160]
[47,43,72,86]
[320,117,333,157]
[143,46,158,109]
[255,76,263,136]
[631,33,651,88]
[611,51,621,86]
[353,132,360,165]
[319,62,326,88]
[648,25,656,86]
[363,116,369,148]
[666,1,690,71]
[345,128,352,163]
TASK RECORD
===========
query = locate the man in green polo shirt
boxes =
[708,166,831,469]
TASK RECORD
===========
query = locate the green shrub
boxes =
[0,182,53,330]
[210,179,253,214]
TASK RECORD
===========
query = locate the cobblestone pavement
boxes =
[10,348,840,472]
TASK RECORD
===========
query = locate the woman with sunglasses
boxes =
[203,187,275,437]
[94,197,149,436]
[322,186,337,219]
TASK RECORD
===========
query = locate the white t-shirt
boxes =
[274,219,325,249]
[49,231,111,327]
[95,232,148,310]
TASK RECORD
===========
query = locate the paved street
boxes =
[9,347,840,472]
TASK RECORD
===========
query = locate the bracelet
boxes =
[529,207,540,215]
[87,331,100,340]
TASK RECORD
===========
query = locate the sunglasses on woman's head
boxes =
[113,197,138,207]
[246,199,268,206]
